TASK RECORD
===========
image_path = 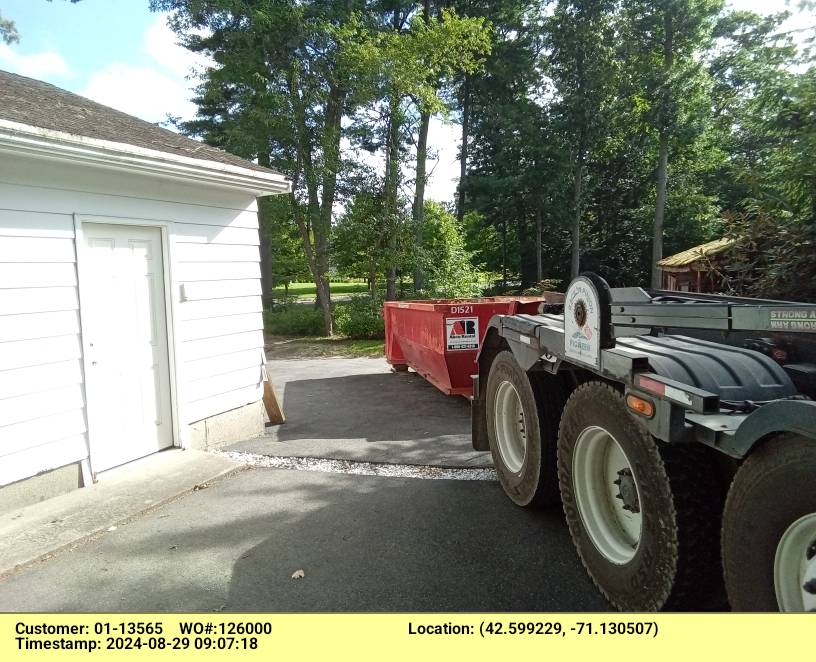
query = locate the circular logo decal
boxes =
[574,299,587,328]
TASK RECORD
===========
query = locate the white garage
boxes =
[0,70,289,507]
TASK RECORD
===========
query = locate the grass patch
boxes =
[270,281,368,300]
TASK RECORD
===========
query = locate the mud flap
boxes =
[471,374,490,451]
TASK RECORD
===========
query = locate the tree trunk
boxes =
[260,231,274,307]
[501,219,507,288]
[536,204,543,282]
[384,95,400,301]
[368,265,377,295]
[256,150,275,309]
[456,73,470,223]
[384,10,402,302]
[413,108,430,291]
[413,0,432,291]
[571,153,583,278]
[288,67,344,335]
[571,44,586,280]
[652,132,669,288]
[652,12,674,289]
[316,83,344,333]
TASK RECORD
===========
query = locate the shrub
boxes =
[264,303,325,336]
[334,295,385,339]
[521,278,563,295]
[716,212,816,303]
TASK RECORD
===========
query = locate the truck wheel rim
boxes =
[774,513,816,612]
[493,380,527,473]
[572,426,642,565]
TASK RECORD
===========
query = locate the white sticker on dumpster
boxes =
[446,317,479,351]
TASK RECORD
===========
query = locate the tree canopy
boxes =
[156,0,816,311]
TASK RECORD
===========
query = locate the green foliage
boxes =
[522,279,563,295]
[258,196,309,292]
[160,0,816,302]
[334,198,482,299]
[415,202,483,297]
[718,212,816,303]
[333,296,386,339]
[380,8,492,114]
[332,191,411,289]
[265,295,385,339]
[620,0,724,137]
[0,11,19,44]
[463,0,815,294]
[264,304,325,337]
[158,0,493,326]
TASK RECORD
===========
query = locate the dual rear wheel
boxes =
[486,353,816,611]
[721,433,816,611]
[557,382,724,611]
[486,354,723,610]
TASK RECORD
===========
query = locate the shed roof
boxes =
[0,69,279,177]
[657,237,735,269]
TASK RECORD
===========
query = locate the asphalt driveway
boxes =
[0,467,606,612]
[0,357,607,612]
[229,357,490,467]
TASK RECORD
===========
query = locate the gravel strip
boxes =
[213,451,498,481]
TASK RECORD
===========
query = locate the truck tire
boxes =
[485,350,564,507]
[722,433,816,612]
[557,382,724,611]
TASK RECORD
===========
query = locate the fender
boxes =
[471,326,508,451]
[727,399,816,457]
[478,315,543,371]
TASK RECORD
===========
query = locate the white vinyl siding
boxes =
[0,154,267,487]
[0,210,87,486]
[174,210,265,424]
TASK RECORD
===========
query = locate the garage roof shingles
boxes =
[0,69,279,176]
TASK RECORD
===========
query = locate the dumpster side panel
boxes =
[390,306,453,393]
[383,305,407,367]
[384,297,553,398]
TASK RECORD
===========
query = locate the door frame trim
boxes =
[74,214,184,478]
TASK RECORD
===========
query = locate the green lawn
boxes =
[271,281,368,300]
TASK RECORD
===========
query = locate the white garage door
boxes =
[82,223,173,471]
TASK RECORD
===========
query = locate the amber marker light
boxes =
[626,394,655,418]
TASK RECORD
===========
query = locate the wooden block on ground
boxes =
[263,378,285,426]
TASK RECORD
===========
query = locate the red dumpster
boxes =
[383,295,563,397]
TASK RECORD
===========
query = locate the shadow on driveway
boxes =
[224,470,607,612]
[0,468,608,612]
[229,358,489,467]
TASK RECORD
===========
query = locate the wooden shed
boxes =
[0,70,289,506]
[657,238,735,293]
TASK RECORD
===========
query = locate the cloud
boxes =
[0,43,70,79]
[143,15,212,79]
[425,117,461,204]
[81,14,212,125]
[81,62,198,123]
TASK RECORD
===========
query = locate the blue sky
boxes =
[4,1,155,86]
[0,0,206,124]
[0,0,813,202]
